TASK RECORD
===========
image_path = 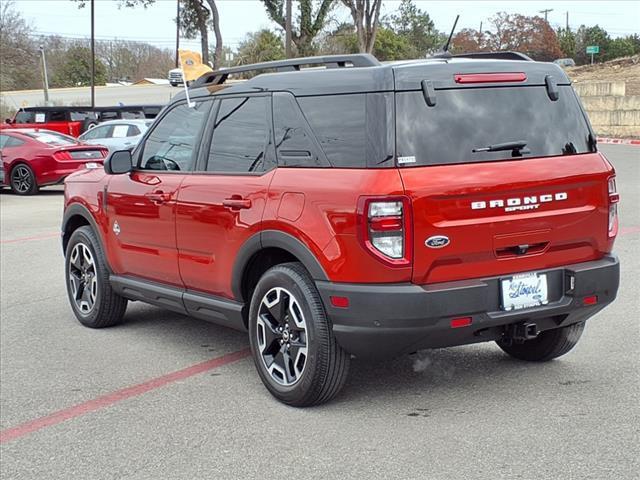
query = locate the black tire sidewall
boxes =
[248,265,327,405]
[65,226,112,327]
[10,163,37,195]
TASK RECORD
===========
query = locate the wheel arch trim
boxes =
[61,203,111,268]
[231,230,329,301]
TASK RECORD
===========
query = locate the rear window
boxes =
[24,131,77,146]
[396,86,592,166]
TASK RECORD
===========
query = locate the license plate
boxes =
[501,272,548,311]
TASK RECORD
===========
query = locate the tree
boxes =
[451,28,486,54]
[384,0,440,57]
[73,0,223,68]
[557,27,576,58]
[372,27,413,61]
[236,29,285,66]
[262,0,335,56]
[0,1,40,91]
[575,25,610,64]
[341,0,382,53]
[180,0,211,65]
[485,12,562,61]
[318,23,359,55]
[51,45,107,87]
[606,37,636,61]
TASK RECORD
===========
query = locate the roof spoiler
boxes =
[191,54,382,88]
[450,51,534,61]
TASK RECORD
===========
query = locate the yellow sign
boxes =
[178,50,213,82]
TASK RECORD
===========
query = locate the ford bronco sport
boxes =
[62,53,620,407]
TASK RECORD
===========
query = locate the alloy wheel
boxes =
[11,166,32,194]
[256,287,308,386]
[68,243,98,315]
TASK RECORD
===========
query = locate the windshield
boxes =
[24,131,78,146]
[14,111,37,123]
[396,86,592,166]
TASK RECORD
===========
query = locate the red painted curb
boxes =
[0,348,251,445]
[597,137,640,146]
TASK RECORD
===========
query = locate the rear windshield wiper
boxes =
[472,141,530,157]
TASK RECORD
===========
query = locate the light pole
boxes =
[90,0,95,108]
[39,45,50,105]
[175,0,180,68]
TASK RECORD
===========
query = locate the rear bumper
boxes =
[317,255,620,358]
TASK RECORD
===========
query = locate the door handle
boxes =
[222,196,252,210]
[145,190,172,204]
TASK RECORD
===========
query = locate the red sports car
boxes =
[0,129,108,195]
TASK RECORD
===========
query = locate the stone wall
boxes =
[574,81,640,138]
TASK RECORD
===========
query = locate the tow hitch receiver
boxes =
[503,322,539,345]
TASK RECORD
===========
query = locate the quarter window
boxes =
[206,96,270,173]
[139,101,211,172]
[82,125,112,140]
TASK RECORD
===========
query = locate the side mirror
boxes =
[104,150,133,175]
[5,118,11,124]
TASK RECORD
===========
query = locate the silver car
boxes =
[78,119,152,154]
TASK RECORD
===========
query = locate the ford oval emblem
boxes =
[425,235,450,249]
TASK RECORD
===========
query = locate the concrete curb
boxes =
[597,137,640,145]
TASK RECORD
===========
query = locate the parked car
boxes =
[554,58,576,67]
[3,105,163,138]
[78,119,153,154]
[1,129,107,195]
[2,107,99,137]
[62,53,620,407]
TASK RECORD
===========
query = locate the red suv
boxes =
[62,53,620,406]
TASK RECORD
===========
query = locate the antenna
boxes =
[431,15,459,59]
[443,15,460,53]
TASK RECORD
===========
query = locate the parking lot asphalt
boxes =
[0,145,638,480]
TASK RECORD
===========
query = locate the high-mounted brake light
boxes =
[358,197,412,267]
[608,176,619,237]
[454,72,527,84]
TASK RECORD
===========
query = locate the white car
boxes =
[78,119,152,154]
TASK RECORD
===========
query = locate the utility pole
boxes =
[539,8,553,22]
[39,45,49,105]
[565,11,569,30]
[90,0,95,108]
[175,0,180,68]
[285,0,292,58]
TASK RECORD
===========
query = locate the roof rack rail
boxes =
[191,54,381,88]
[451,51,533,61]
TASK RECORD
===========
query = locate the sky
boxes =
[13,0,640,52]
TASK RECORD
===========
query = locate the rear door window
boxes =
[206,96,271,173]
[396,86,592,166]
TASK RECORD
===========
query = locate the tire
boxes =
[65,225,127,328]
[248,262,350,407]
[497,322,585,362]
[10,163,38,195]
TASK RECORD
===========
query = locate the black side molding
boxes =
[110,275,246,331]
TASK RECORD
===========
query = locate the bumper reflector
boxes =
[450,317,472,328]
[330,296,350,308]
[583,295,598,306]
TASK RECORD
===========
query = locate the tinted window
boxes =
[206,97,269,173]
[0,134,8,148]
[128,125,141,136]
[82,125,112,140]
[4,136,26,147]
[121,111,145,119]
[49,111,67,121]
[298,93,394,168]
[14,111,35,123]
[396,86,592,166]
[140,101,211,172]
[70,111,97,121]
[273,94,326,168]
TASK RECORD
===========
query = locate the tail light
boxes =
[53,150,72,161]
[358,196,412,266]
[608,176,619,237]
